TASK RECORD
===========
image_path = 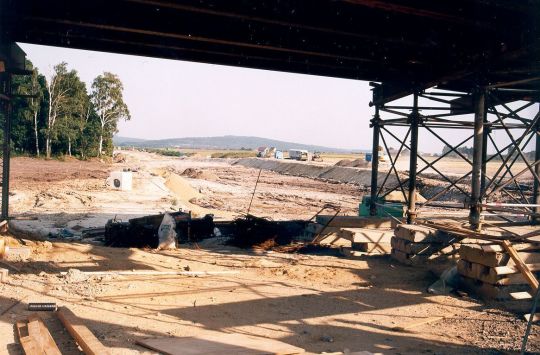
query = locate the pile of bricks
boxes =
[303,215,395,256]
[391,224,460,265]
[457,243,540,301]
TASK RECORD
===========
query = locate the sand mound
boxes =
[163,171,201,202]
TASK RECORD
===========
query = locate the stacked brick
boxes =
[391,224,460,265]
[457,243,540,301]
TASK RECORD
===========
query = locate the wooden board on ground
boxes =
[57,307,110,355]
[339,228,394,244]
[27,314,62,355]
[315,215,392,228]
[16,321,40,355]
[137,332,305,355]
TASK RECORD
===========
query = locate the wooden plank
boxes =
[510,291,532,300]
[315,215,392,228]
[501,240,539,292]
[136,332,305,355]
[27,314,61,355]
[16,321,40,355]
[59,270,239,277]
[57,307,110,355]
[495,263,540,276]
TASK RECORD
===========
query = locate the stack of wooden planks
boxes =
[304,215,396,256]
[17,307,110,355]
[17,314,62,354]
[457,243,540,302]
[390,224,460,265]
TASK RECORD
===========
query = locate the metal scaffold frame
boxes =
[369,86,540,229]
[0,70,12,220]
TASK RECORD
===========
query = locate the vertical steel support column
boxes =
[406,92,419,224]
[369,106,381,216]
[480,113,489,196]
[469,88,486,229]
[1,73,11,220]
[533,106,540,224]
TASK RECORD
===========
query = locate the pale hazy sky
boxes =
[19,43,537,153]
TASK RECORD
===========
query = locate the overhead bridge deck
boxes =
[0,0,539,226]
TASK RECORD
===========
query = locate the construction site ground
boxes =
[1,151,538,354]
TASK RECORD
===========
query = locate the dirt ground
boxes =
[1,151,538,354]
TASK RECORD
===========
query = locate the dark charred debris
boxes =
[103,212,310,250]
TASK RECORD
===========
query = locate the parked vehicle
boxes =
[289,149,309,161]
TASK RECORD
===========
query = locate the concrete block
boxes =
[460,244,540,268]
[340,228,394,243]
[391,237,460,256]
[395,224,461,244]
[458,275,529,301]
[457,259,529,286]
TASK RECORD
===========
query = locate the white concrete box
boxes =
[109,171,133,191]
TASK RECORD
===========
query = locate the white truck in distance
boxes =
[288,149,309,161]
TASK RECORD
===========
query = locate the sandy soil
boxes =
[0,151,538,354]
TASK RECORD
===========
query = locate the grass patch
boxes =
[148,149,194,157]
[210,151,257,159]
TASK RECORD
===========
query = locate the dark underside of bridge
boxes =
[1,0,539,102]
[0,0,540,227]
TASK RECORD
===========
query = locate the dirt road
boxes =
[0,152,537,353]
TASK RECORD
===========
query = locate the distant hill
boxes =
[113,135,365,153]
[113,136,147,144]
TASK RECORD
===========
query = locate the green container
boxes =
[359,196,404,218]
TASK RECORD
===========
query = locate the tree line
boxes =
[442,145,536,161]
[6,60,130,158]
